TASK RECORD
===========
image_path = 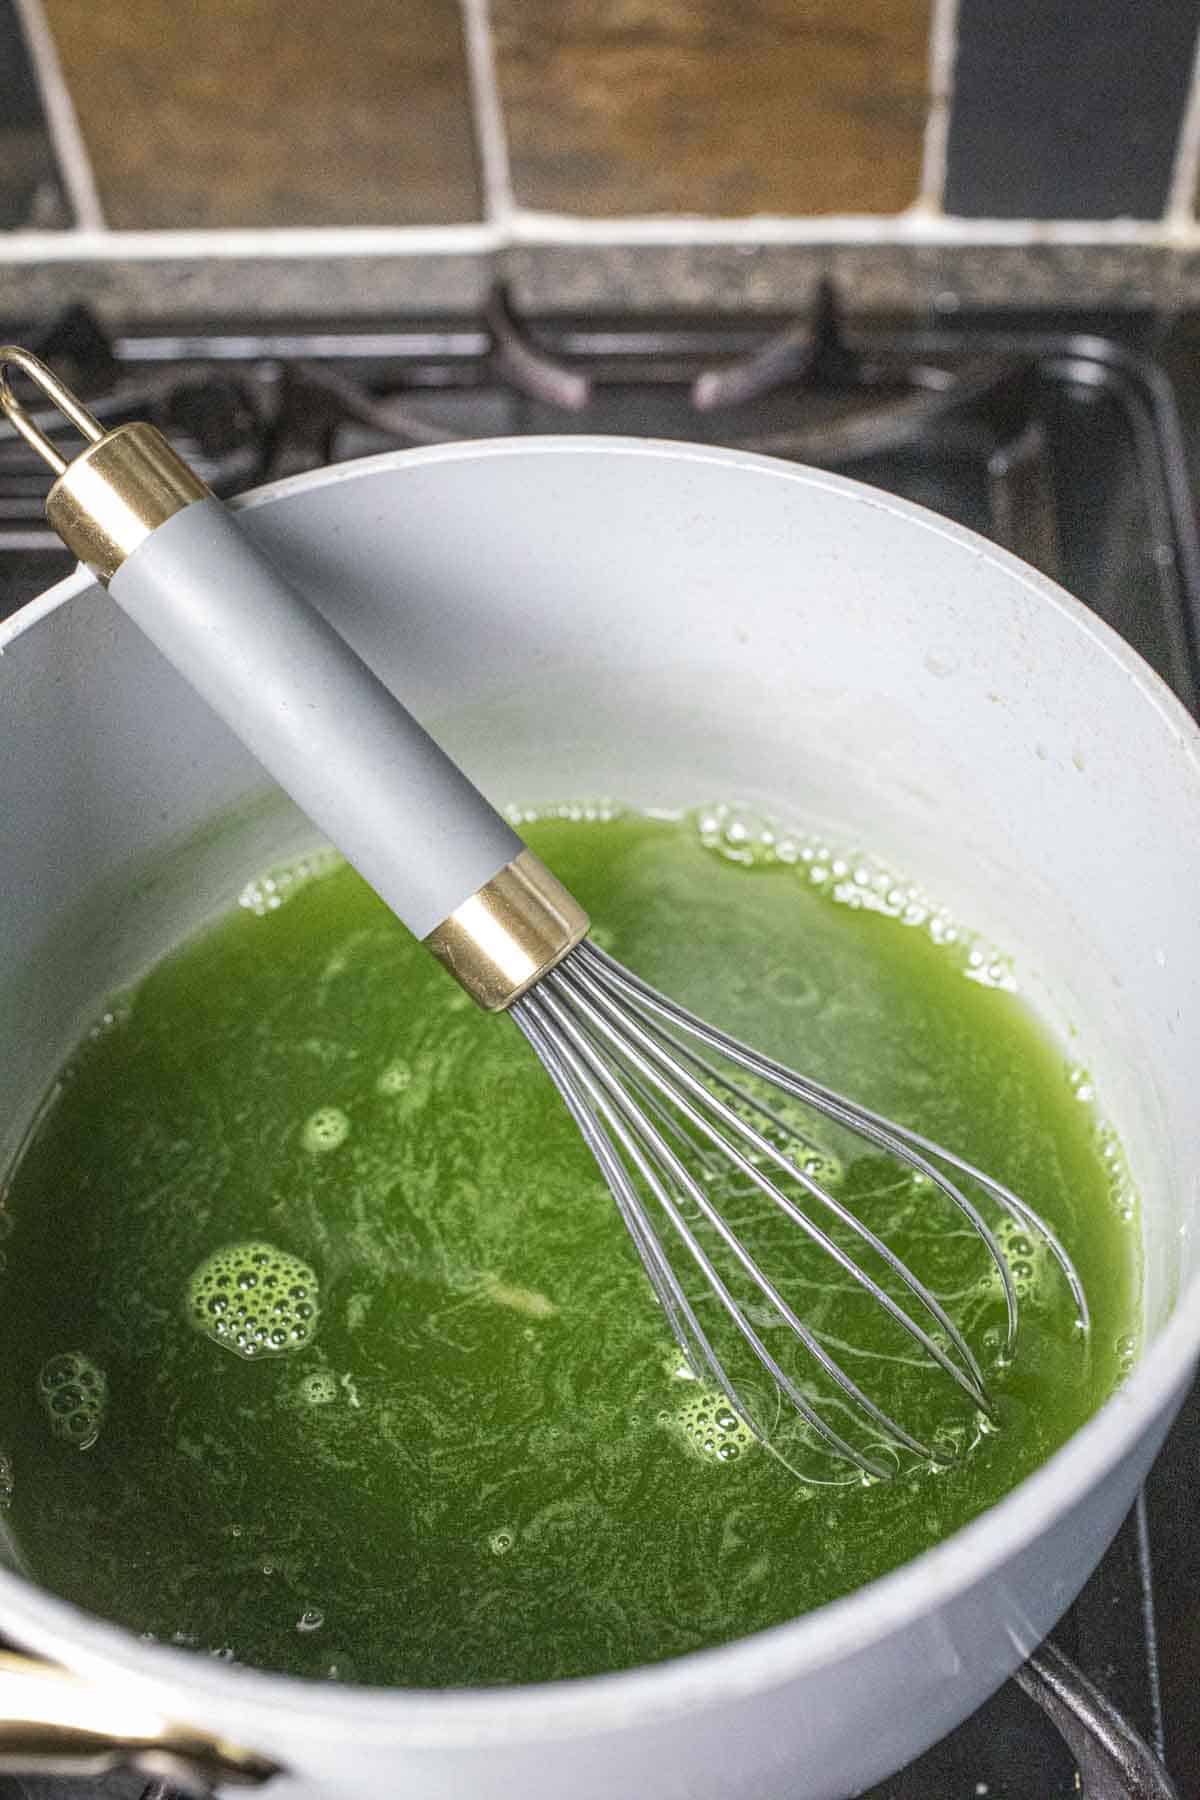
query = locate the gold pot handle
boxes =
[0,1651,279,1792]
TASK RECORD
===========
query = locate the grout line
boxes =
[0,225,503,263]
[0,214,1189,266]
[914,0,960,215]
[504,209,1172,248]
[1165,16,1200,234]
[459,0,515,229]
[13,0,106,232]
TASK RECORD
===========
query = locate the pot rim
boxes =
[1,435,1198,1745]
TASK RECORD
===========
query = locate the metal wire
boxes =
[510,937,1091,1482]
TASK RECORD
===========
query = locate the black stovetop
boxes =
[0,286,1196,1800]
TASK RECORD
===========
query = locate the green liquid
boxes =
[0,811,1138,1685]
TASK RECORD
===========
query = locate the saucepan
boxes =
[0,438,1197,1799]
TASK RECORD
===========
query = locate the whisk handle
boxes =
[3,347,589,1007]
[110,495,520,942]
[107,494,588,1007]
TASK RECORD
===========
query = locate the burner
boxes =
[0,282,1195,1800]
[3,287,1198,711]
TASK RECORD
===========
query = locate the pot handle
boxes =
[1016,1639,1179,1800]
[0,1650,279,1794]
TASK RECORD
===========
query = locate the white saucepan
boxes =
[0,439,1197,1799]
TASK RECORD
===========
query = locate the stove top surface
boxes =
[0,285,1196,1800]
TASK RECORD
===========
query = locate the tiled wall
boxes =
[4,0,1200,317]
[944,0,1200,220]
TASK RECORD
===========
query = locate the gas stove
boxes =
[0,284,1195,1800]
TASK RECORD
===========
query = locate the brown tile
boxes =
[493,0,932,217]
[41,0,481,228]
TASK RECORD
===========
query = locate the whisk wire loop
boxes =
[631,1024,994,1393]
[871,1120,1090,1333]
[578,940,1022,1354]
[514,1005,706,1371]
[515,993,898,1477]
[533,979,945,1465]
[511,934,1091,1481]
[553,956,992,1415]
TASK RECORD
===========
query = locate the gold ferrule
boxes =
[423,849,590,1011]
[45,422,209,585]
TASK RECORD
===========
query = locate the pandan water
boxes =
[0,808,1139,1686]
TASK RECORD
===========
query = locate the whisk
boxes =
[2,348,1089,1480]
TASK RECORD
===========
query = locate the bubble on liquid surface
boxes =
[488,1527,515,1556]
[505,798,621,829]
[237,852,341,918]
[376,1061,411,1095]
[1066,1064,1097,1104]
[992,1214,1051,1300]
[187,1242,320,1359]
[37,1351,108,1448]
[669,1387,755,1466]
[301,1106,349,1155]
[692,805,972,949]
[799,1147,843,1187]
[298,1370,338,1406]
[696,804,776,867]
[296,1608,325,1633]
